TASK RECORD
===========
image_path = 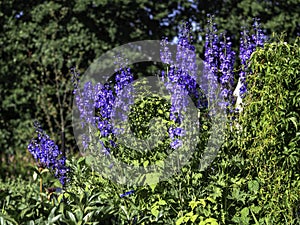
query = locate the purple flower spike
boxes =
[160,37,173,65]
[204,15,221,114]
[72,54,134,153]
[239,19,266,98]
[160,22,201,147]
[28,121,69,186]
[219,34,236,110]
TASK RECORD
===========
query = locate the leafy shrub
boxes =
[237,36,300,224]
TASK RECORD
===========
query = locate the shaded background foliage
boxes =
[0,0,299,179]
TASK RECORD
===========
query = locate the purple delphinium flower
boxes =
[81,134,90,150]
[94,57,134,152]
[160,22,200,149]
[72,68,96,128]
[170,139,183,149]
[239,19,266,98]
[239,28,254,98]
[252,18,266,48]
[112,64,134,126]
[119,189,134,198]
[94,83,115,136]
[204,15,219,78]
[168,127,186,139]
[204,15,220,113]
[72,55,134,153]
[175,24,197,80]
[219,34,236,111]
[28,121,69,186]
[160,37,173,65]
[72,68,98,150]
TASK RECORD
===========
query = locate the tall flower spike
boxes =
[204,15,219,78]
[72,61,131,152]
[176,22,197,78]
[252,18,266,48]
[93,54,134,154]
[239,28,252,98]
[162,22,200,149]
[28,121,68,186]
[219,34,236,111]
[239,19,266,98]
[72,68,94,150]
[71,68,96,128]
[204,15,219,115]
[160,37,173,65]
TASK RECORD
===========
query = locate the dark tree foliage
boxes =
[0,0,193,178]
[173,0,299,54]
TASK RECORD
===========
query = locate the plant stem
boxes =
[40,176,43,203]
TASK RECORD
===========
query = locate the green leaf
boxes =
[50,214,62,223]
[204,218,219,225]
[67,211,76,223]
[77,157,85,165]
[287,117,298,130]
[143,160,149,167]
[40,168,50,174]
[151,207,159,218]
[155,160,164,168]
[248,180,259,193]
[158,198,167,206]
[145,173,160,186]
[176,216,185,225]
[241,207,249,218]
[190,214,198,223]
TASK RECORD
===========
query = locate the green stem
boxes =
[40,176,43,202]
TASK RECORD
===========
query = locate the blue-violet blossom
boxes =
[28,121,68,186]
